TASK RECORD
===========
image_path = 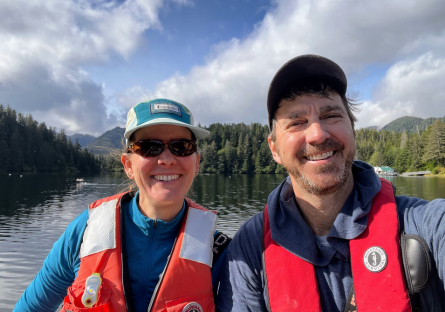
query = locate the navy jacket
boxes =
[216,161,445,312]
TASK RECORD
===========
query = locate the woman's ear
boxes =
[121,153,134,179]
[195,153,200,175]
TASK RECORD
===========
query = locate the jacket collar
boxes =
[267,161,381,266]
[128,192,185,238]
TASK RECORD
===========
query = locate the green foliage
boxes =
[356,122,445,173]
[422,120,445,166]
[198,123,280,174]
[0,105,102,173]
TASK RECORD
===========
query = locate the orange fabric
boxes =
[61,192,126,312]
[264,206,321,312]
[62,195,214,312]
[264,179,411,311]
[349,179,411,311]
[150,198,215,312]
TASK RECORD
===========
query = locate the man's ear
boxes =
[121,153,134,179]
[268,135,283,165]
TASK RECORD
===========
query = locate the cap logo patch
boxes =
[182,302,203,312]
[363,246,387,273]
[150,103,182,117]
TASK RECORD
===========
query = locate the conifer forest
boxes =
[0,105,101,173]
[198,120,445,174]
[3,104,445,175]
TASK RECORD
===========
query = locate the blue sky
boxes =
[1,0,445,136]
[88,0,273,95]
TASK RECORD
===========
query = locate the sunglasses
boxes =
[127,139,197,157]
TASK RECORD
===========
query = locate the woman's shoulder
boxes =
[67,208,90,234]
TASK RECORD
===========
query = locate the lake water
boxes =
[1,173,445,311]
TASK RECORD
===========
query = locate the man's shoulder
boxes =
[226,213,263,272]
[236,211,264,241]
[227,212,264,261]
[395,195,445,235]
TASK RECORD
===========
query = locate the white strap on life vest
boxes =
[80,199,118,258]
[179,207,217,267]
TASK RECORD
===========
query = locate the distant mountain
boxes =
[364,126,380,130]
[69,133,96,147]
[381,116,445,133]
[85,127,125,154]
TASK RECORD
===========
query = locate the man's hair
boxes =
[269,79,360,141]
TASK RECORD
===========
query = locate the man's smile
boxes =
[304,151,334,161]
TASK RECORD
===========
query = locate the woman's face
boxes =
[122,124,200,211]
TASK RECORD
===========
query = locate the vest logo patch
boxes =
[183,302,203,312]
[363,246,387,272]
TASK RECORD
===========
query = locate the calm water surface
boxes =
[1,173,445,311]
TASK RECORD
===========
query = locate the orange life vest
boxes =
[61,193,217,312]
[263,178,412,311]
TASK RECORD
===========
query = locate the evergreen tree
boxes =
[422,120,445,166]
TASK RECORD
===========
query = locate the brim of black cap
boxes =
[267,54,347,129]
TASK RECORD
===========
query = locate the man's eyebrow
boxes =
[286,110,308,119]
[320,105,345,114]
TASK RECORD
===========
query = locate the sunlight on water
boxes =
[1,173,445,311]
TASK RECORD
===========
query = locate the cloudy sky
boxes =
[1,0,445,136]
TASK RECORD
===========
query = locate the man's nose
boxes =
[305,122,330,145]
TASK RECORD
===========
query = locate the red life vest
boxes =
[61,193,217,312]
[263,178,411,311]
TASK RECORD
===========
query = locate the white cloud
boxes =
[0,0,185,135]
[118,0,445,128]
[357,53,445,128]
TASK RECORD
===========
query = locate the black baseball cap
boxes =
[267,54,347,129]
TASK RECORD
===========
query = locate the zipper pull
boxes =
[153,219,157,229]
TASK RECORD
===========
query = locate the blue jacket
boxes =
[216,161,445,312]
[14,193,227,312]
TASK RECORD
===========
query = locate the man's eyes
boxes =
[289,120,306,127]
[325,114,342,119]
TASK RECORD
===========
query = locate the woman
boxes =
[14,99,230,312]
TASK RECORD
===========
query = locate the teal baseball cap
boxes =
[124,99,210,147]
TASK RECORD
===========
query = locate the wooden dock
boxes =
[401,171,431,176]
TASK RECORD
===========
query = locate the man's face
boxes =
[268,92,356,195]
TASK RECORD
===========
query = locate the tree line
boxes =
[198,120,445,175]
[4,102,444,175]
[0,105,101,173]
[198,123,286,174]
[94,120,445,175]
[356,120,445,174]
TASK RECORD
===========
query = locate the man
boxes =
[216,55,445,311]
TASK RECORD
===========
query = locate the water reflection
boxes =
[1,173,445,311]
[385,176,445,201]
[0,172,125,312]
[190,174,287,236]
